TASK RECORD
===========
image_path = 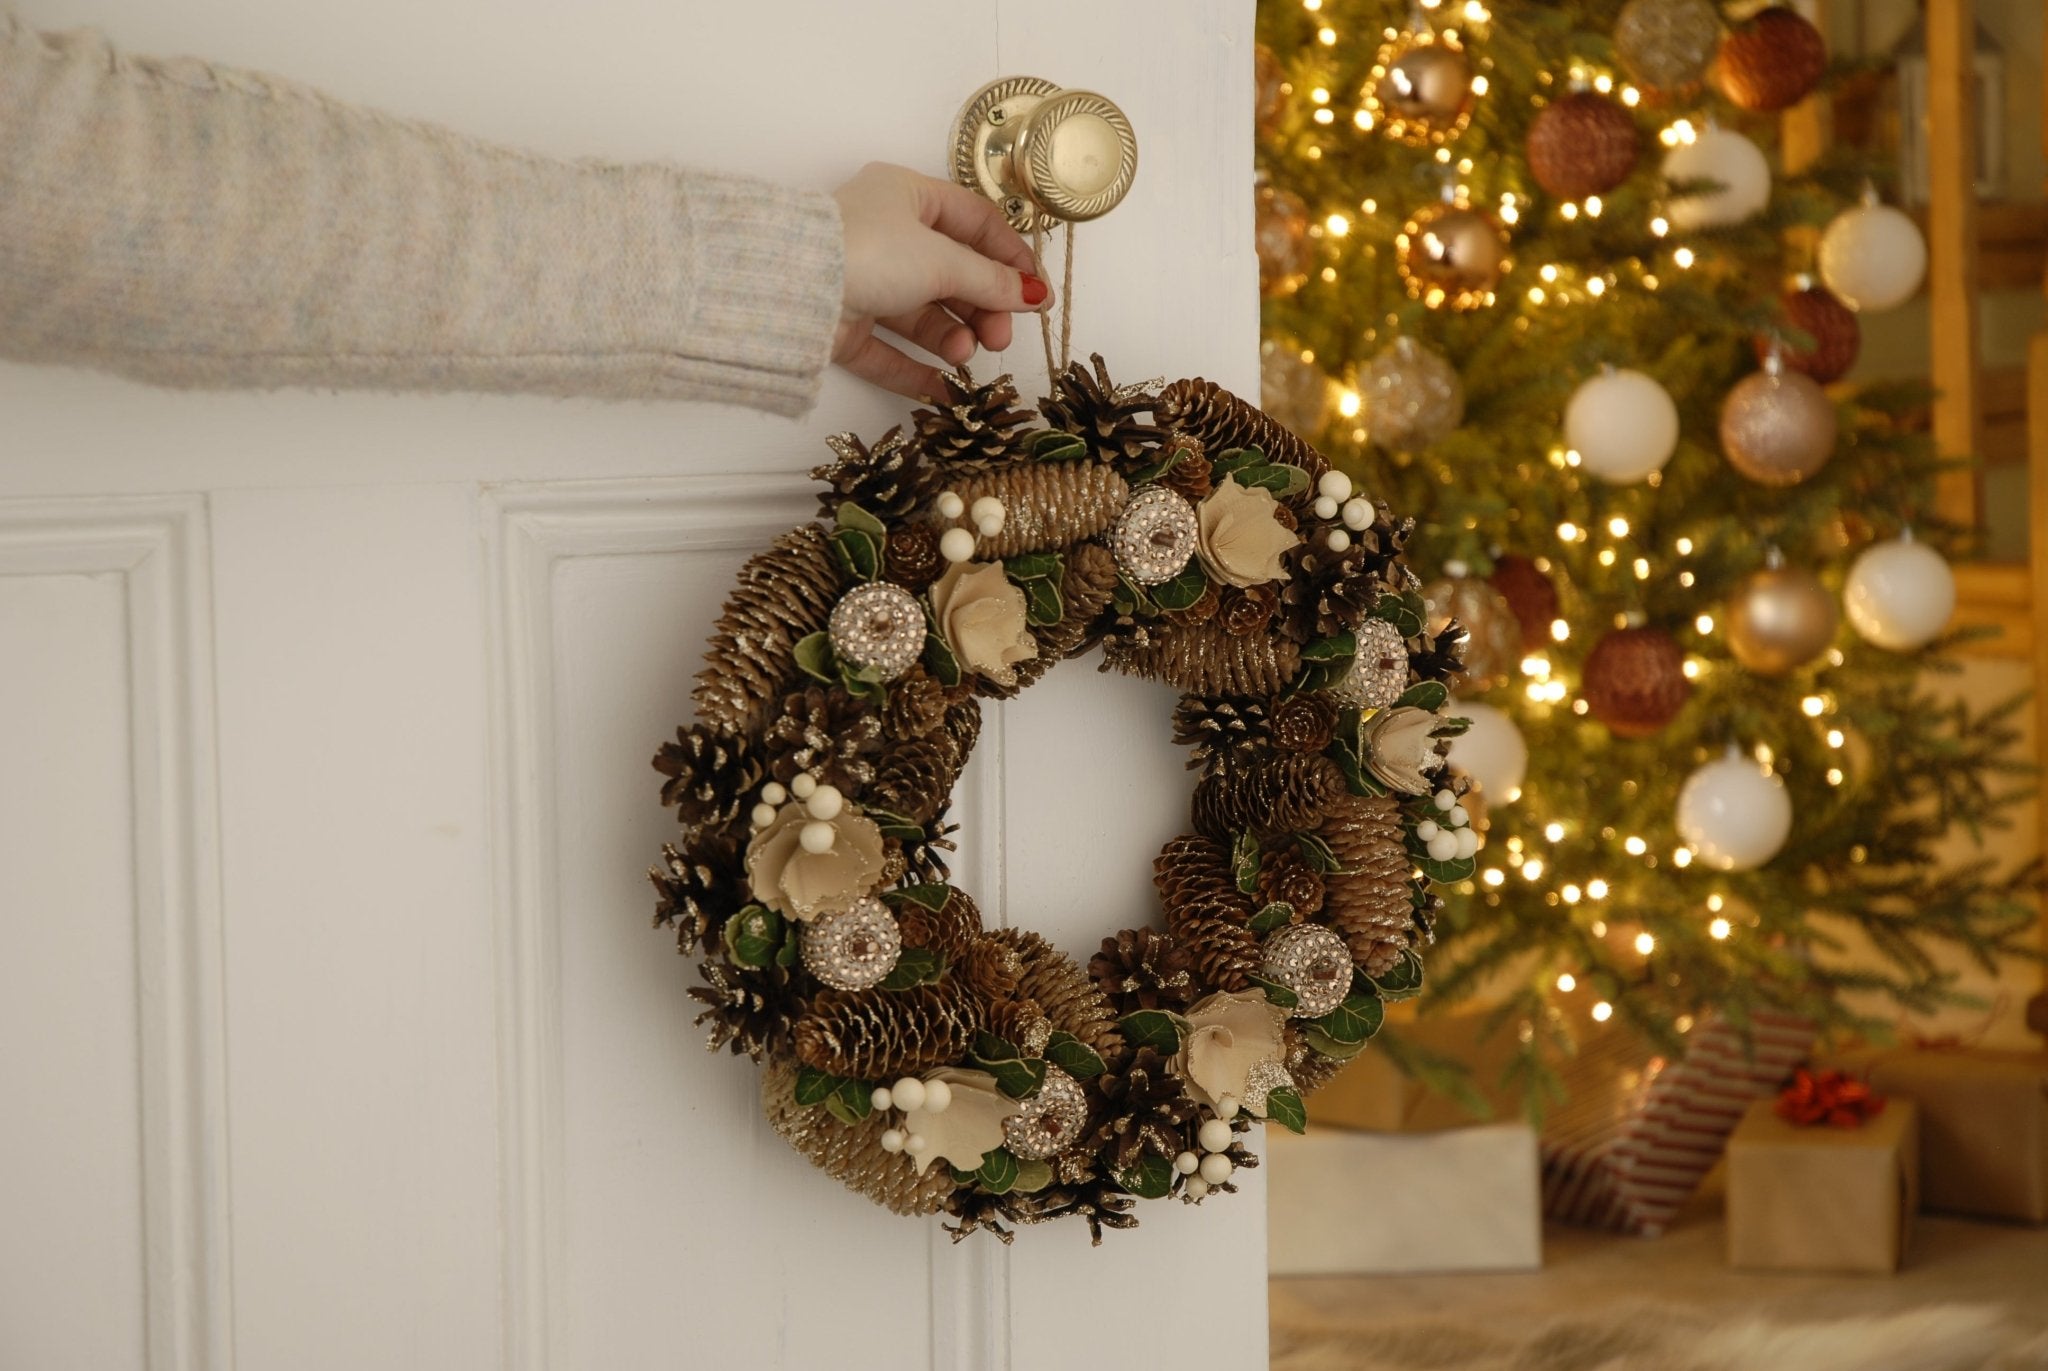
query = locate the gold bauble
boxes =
[1397,200,1509,311]
[1260,339,1331,436]
[1256,184,1313,298]
[1720,363,1837,486]
[1424,576,1521,692]
[1362,31,1475,147]
[1726,563,1838,676]
[1614,0,1722,97]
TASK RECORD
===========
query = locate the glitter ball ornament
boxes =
[1261,339,1331,437]
[1256,185,1313,298]
[1111,485,1200,586]
[1755,283,1860,384]
[1333,618,1411,709]
[1241,1059,1295,1117]
[1726,559,1838,675]
[799,896,903,991]
[828,582,926,680]
[1001,1065,1089,1160]
[1423,575,1519,692]
[1582,626,1691,739]
[1262,923,1354,1018]
[1677,748,1792,871]
[1844,534,1956,652]
[1614,0,1722,96]
[1567,368,1680,485]
[1818,192,1928,313]
[1363,337,1465,452]
[1713,6,1827,113]
[1721,357,1837,487]
[1662,125,1771,231]
[1361,30,1474,148]
[1526,91,1640,201]
[1489,555,1559,651]
[1397,199,1509,311]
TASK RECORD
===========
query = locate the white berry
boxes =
[806,784,845,821]
[760,781,788,806]
[880,1129,906,1153]
[1416,820,1441,842]
[1174,1151,1201,1175]
[975,515,1003,537]
[1427,832,1459,862]
[1326,529,1352,553]
[970,496,1005,529]
[890,1076,927,1112]
[750,803,777,829]
[1447,804,1469,828]
[1185,1177,1211,1199]
[790,773,818,800]
[1199,1153,1235,1184]
[1342,498,1373,531]
[905,1133,928,1153]
[870,1086,894,1112]
[1198,1118,1234,1153]
[936,491,966,519]
[1318,470,1354,502]
[799,820,836,854]
[1434,789,1457,811]
[1313,495,1340,520]
[939,527,976,563]
[1454,827,1479,859]
[1217,1094,1241,1119]
[922,1079,952,1114]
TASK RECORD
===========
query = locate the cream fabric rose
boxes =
[930,560,1038,686]
[743,804,887,922]
[1172,990,1289,1116]
[1363,705,1444,796]
[1195,477,1299,589]
[900,1068,1024,1174]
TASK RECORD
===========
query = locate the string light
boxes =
[1607,516,1630,537]
[1587,879,1608,899]
[1558,521,1581,541]
[1597,548,1617,567]
[1624,836,1647,856]
[1827,729,1845,748]
[1675,537,1694,555]
[1678,570,1696,587]
[1827,768,1845,786]
[1633,558,1651,579]
[1318,26,1338,44]
[1324,212,1349,235]
[1695,614,1715,634]
[1587,277,1607,297]
[1706,893,1724,912]
[1523,858,1546,880]
[1310,87,1330,104]
[1584,196,1603,217]
[1560,202,1580,221]
[1709,918,1732,940]
[1557,973,1576,992]
[1483,867,1506,887]
[1471,73,1490,95]
[1550,619,1571,642]
[1650,216,1670,237]
[1544,822,1566,841]
[1673,246,1696,269]
[1801,695,1828,717]
[1672,848,1694,868]
[1314,108,1335,124]
[1620,85,1642,107]
[1590,920,1607,937]
[1592,1001,1614,1022]
[1634,931,1656,954]
[1682,658,1702,679]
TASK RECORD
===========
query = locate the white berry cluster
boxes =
[1308,469,1375,554]
[749,771,848,855]
[934,490,1009,565]
[1419,787,1480,862]
[1173,1094,1244,1199]
[873,1075,956,1157]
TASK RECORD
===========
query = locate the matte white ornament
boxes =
[1313,495,1341,520]
[890,1076,927,1112]
[1426,831,1460,862]
[750,802,778,829]
[870,1086,894,1111]
[759,781,788,806]
[939,527,977,563]
[1199,1118,1234,1153]
[1342,498,1373,531]
[1818,193,1928,313]
[1676,748,1793,872]
[799,820,836,854]
[790,773,818,800]
[1454,826,1479,859]
[1327,529,1352,553]
[922,1078,952,1114]
[1199,1153,1235,1184]
[1318,470,1354,502]
[1175,1151,1201,1175]
[1661,124,1771,230]
[936,491,966,519]
[805,784,845,821]
[1447,702,1529,803]
[880,1129,906,1153]
[1566,368,1680,484]
[1844,535,1954,651]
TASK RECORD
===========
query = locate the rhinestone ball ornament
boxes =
[828,582,926,681]
[1241,1059,1296,1117]
[798,895,902,991]
[1002,1065,1089,1160]
[1110,485,1200,586]
[1333,619,1411,710]
[1262,924,1354,1019]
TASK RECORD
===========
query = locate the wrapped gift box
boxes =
[1725,1097,1919,1273]
[1307,1010,1535,1133]
[1266,1123,1542,1275]
[1816,1047,2048,1223]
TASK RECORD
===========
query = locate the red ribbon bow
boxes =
[1775,1067,1887,1129]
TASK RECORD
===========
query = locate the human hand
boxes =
[831,162,1049,401]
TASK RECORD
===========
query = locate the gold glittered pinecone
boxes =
[1285,1029,1353,1097]
[961,931,1024,1003]
[1319,793,1416,975]
[888,805,960,886]
[1166,582,1220,628]
[914,372,1036,466]
[1104,618,1302,695]
[1269,692,1338,754]
[652,722,762,828]
[943,696,983,761]
[882,666,950,740]
[1039,353,1166,465]
[812,426,937,523]
[761,1057,956,1216]
[996,541,1120,697]
[1218,584,1279,636]
[1154,377,1330,497]
[884,523,943,591]
[984,995,1049,1049]
[1282,536,1382,640]
[971,1174,1141,1247]
[944,462,1131,560]
[894,885,984,967]
[1256,849,1326,917]
[1170,696,1271,771]
[1153,834,1262,992]
[690,957,806,1060]
[1089,1045,1200,1175]
[793,980,982,1081]
[1157,433,1212,503]
[694,526,846,736]
[650,835,745,952]
[763,685,884,791]
[1192,753,1347,843]
[1089,928,1197,1013]
[866,737,965,823]
[990,929,1124,1059]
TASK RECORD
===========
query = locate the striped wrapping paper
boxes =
[1541,1011,1815,1236]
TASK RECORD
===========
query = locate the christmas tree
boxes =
[1255,0,2039,1104]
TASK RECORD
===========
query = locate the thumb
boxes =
[927,233,1050,316]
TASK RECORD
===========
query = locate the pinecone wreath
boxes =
[648,358,1473,1240]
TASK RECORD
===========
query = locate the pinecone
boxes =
[1191,753,1347,842]
[690,957,805,1060]
[893,885,983,966]
[693,526,846,736]
[1088,1045,1200,1174]
[1285,1031,1354,1097]
[1104,618,1302,695]
[650,836,746,952]
[997,541,1120,695]
[888,806,960,885]
[961,932,1024,1002]
[1257,850,1327,917]
[1408,621,1469,685]
[884,524,943,591]
[1170,696,1271,770]
[866,737,966,823]
[990,929,1124,1058]
[811,426,936,523]
[1153,834,1262,992]
[1039,354,1166,465]
[973,1175,1142,1246]
[763,686,884,791]
[761,1057,956,1216]
[1157,432,1212,502]
[1268,692,1338,754]
[1089,928,1197,1013]
[882,666,950,740]
[1282,535,1384,640]
[913,372,1036,466]
[793,980,982,1080]
[985,995,1049,1049]
[1154,376,1330,499]
[942,462,1131,560]
[652,723,763,828]
[1166,582,1220,628]
[1318,794,1416,975]
[1218,584,1279,636]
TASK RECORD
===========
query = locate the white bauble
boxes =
[1446,702,1528,803]
[1676,750,1793,872]
[1818,200,1928,313]
[1661,126,1772,231]
[1843,535,1955,651]
[1566,368,1680,484]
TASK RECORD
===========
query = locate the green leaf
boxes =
[973,1030,1023,1061]
[823,1076,874,1126]
[1295,831,1348,875]
[1044,1030,1107,1080]
[1116,1151,1176,1200]
[1023,576,1064,627]
[1232,830,1262,895]
[1264,1087,1308,1134]
[1029,429,1088,462]
[877,946,945,990]
[837,658,888,702]
[1370,948,1426,999]
[794,1065,843,1108]
[1210,447,1267,478]
[1301,632,1359,663]
[793,632,838,684]
[1418,854,1476,884]
[829,526,882,582]
[1003,551,1064,582]
[1248,901,1295,934]
[883,882,953,914]
[1119,1009,1185,1055]
[1295,632,1359,693]
[1124,445,1184,486]
[774,927,799,968]
[1397,680,1450,713]
[967,1030,1047,1097]
[1148,561,1208,611]
[1235,461,1311,498]
[1313,993,1387,1046]
[1248,973,1300,1010]
[835,502,887,538]
[721,904,783,968]
[1303,1026,1370,1061]
[1012,1158,1054,1194]
[862,807,928,841]
[976,1148,1023,1195]
[1372,592,1426,639]
[923,631,962,687]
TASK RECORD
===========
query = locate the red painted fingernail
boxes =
[1021,273,1049,306]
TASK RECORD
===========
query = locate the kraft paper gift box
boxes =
[1725,1097,1919,1274]
[1815,1047,2048,1223]
[1307,1010,1544,1133]
[1266,1123,1542,1275]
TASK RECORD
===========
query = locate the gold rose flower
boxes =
[1362,705,1444,796]
[743,804,887,922]
[930,560,1038,686]
[1172,990,1289,1116]
[1195,477,1299,589]
[899,1068,1024,1174]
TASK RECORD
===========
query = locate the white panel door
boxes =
[0,3,1261,1369]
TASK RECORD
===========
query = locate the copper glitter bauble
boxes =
[1362,31,1475,148]
[1397,201,1509,312]
[1362,336,1464,452]
[1755,284,1860,385]
[1582,626,1691,739]
[1255,44,1289,139]
[1002,1065,1089,1160]
[1256,185,1312,298]
[1423,576,1519,692]
[828,582,926,681]
[1614,0,1722,96]
[1262,923,1353,1019]
[1110,485,1199,586]
[1261,339,1331,437]
[1721,363,1838,487]
[799,896,903,992]
[1526,91,1640,201]
[1713,6,1827,113]
[1726,562,1838,676]
[1488,555,1559,652]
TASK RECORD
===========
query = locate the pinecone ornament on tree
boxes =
[1039,354,1166,465]
[884,523,944,591]
[894,885,983,966]
[1257,849,1327,916]
[1268,692,1338,754]
[881,667,950,740]
[913,373,1036,466]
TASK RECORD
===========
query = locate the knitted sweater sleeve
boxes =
[0,16,843,416]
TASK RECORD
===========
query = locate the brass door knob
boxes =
[950,77,1138,232]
